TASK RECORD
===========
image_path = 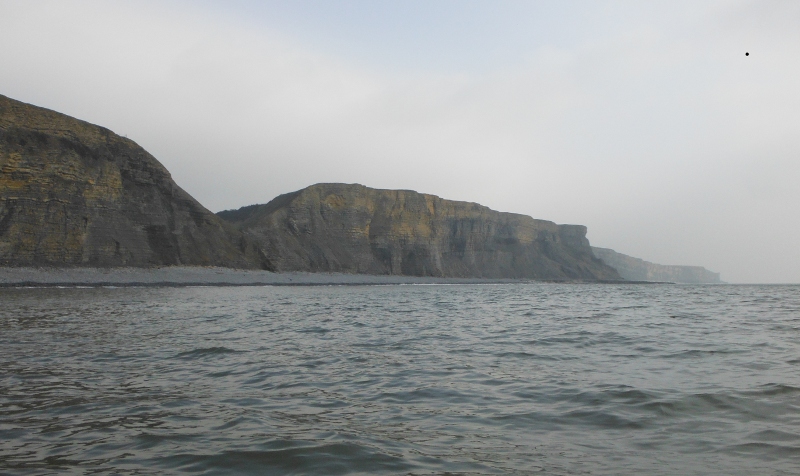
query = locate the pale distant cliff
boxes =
[591,247,721,283]
[218,183,622,280]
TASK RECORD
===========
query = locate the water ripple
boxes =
[1,284,799,475]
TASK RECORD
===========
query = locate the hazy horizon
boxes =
[1,0,798,283]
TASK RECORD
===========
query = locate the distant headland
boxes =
[591,247,721,284]
[0,94,719,283]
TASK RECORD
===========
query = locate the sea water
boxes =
[1,284,799,475]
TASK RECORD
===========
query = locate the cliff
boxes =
[0,93,631,280]
[591,247,721,283]
[218,183,622,280]
[0,94,260,267]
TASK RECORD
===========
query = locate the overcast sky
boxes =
[1,0,798,283]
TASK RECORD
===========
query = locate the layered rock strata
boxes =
[591,247,721,283]
[218,183,622,280]
[0,94,259,267]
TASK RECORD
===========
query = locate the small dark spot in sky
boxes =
[745,52,749,56]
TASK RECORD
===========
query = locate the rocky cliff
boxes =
[218,183,622,280]
[0,93,630,280]
[591,247,721,283]
[0,94,259,267]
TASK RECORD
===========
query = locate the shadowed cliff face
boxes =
[0,94,259,268]
[219,183,622,280]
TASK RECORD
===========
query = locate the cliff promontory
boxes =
[218,183,622,280]
[0,94,259,267]
[591,247,721,283]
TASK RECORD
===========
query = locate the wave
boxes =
[174,347,243,359]
[743,383,800,396]
[161,443,413,475]
[663,348,745,359]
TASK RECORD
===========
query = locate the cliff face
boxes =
[0,94,259,267]
[591,247,721,283]
[219,183,621,280]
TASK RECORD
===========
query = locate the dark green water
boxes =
[1,284,799,475]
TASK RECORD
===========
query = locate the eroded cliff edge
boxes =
[0,94,259,267]
[218,183,622,280]
[591,247,721,283]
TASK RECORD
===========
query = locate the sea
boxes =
[1,283,799,475]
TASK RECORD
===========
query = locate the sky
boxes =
[1,0,798,283]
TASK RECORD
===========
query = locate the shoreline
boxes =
[0,266,651,287]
